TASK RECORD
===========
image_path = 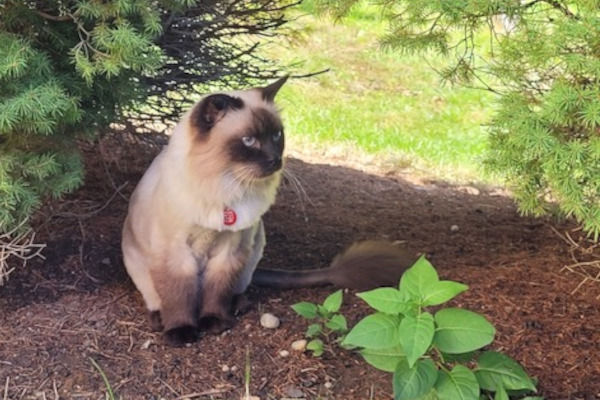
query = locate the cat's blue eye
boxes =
[273,131,282,141]
[242,136,257,147]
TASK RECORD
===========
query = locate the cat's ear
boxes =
[195,94,244,129]
[261,75,289,102]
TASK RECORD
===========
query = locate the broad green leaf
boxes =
[495,386,509,400]
[400,256,439,300]
[307,339,324,357]
[475,351,537,392]
[343,312,400,349]
[398,312,435,368]
[326,314,348,332]
[323,289,343,313]
[417,390,440,400]
[435,365,480,400]
[292,302,318,319]
[441,351,477,364]
[421,281,468,306]
[306,323,322,338]
[433,308,495,354]
[358,287,411,314]
[360,346,406,372]
[393,359,438,400]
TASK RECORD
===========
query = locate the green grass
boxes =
[268,1,496,183]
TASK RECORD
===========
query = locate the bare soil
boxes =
[1,137,599,400]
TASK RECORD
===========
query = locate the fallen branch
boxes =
[550,224,600,296]
[0,221,46,286]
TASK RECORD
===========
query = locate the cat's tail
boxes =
[251,240,416,291]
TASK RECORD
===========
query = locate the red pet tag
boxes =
[223,208,237,226]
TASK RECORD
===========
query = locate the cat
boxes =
[122,76,415,346]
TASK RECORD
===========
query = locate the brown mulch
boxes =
[0,137,599,400]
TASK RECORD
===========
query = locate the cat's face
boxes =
[186,77,287,181]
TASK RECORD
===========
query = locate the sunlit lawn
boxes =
[267,2,497,183]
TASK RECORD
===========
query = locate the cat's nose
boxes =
[268,156,282,170]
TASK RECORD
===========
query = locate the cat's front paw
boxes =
[198,315,236,335]
[164,325,197,346]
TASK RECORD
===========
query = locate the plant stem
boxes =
[245,345,251,399]
[89,357,116,400]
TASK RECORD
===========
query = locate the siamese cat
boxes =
[122,76,415,346]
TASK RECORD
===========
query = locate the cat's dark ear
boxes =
[261,75,289,102]
[194,94,244,129]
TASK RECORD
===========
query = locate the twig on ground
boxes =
[51,182,128,220]
[158,379,180,398]
[52,380,59,400]
[3,377,9,400]
[77,219,101,284]
[0,222,46,286]
[175,389,228,400]
[550,225,600,295]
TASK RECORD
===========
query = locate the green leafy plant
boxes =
[294,257,541,400]
[292,289,348,356]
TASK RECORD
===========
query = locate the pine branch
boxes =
[35,10,73,22]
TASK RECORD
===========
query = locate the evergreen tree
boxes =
[0,0,295,278]
[319,0,600,239]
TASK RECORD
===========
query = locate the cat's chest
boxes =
[190,196,268,232]
[186,174,280,232]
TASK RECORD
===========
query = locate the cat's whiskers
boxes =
[283,167,312,222]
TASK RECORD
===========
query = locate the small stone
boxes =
[231,365,238,372]
[279,350,290,357]
[141,339,152,350]
[222,365,230,372]
[242,397,260,400]
[450,224,460,233]
[284,384,304,398]
[291,339,307,352]
[324,382,333,389]
[101,257,111,265]
[260,313,280,329]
